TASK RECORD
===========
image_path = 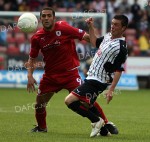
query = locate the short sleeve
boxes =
[96,36,104,48]
[62,23,85,40]
[114,40,128,71]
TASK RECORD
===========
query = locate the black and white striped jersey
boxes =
[87,33,128,84]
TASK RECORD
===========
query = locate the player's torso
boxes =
[93,34,120,66]
[87,34,121,83]
[37,23,72,54]
[35,22,79,73]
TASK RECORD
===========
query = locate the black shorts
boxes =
[72,79,108,105]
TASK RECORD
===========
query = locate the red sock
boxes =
[35,108,47,129]
[94,102,108,123]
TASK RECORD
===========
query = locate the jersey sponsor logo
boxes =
[56,31,61,36]
[40,37,45,41]
[97,48,102,56]
[43,40,61,50]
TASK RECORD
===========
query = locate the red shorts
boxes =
[38,69,82,95]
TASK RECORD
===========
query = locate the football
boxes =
[17,12,38,33]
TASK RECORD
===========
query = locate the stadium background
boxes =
[0,0,150,89]
[0,1,150,142]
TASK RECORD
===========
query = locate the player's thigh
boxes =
[64,73,82,92]
[71,80,104,105]
[65,92,79,105]
[39,74,62,94]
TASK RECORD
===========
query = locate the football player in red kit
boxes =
[26,7,118,135]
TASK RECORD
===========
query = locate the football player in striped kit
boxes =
[65,15,128,137]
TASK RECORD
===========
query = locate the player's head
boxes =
[40,7,55,31]
[111,15,128,38]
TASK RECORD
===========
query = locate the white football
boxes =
[17,12,38,33]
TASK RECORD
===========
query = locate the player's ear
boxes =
[122,26,126,32]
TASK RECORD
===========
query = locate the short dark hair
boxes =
[113,15,128,27]
[40,7,55,17]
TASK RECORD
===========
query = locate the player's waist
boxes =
[86,75,110,84]
[44,66,79,74]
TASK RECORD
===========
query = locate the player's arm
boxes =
[25,36,40,92]
[25,57,36,76]
[25,57,37,93]
[106,71,122,104]
[62,21,89,42]
[85,17,98,47]
[106,41,128,104]
[82,33,90,42]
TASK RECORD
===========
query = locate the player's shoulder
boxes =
[112,36,126,47]
[113,38,127,54]
[31,28,44,40]
[56,20,69,26]
[119,39,127,47]
[55,21,72,29]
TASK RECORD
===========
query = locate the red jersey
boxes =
[30,21,85,74]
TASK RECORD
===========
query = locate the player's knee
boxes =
[64,95,71,106]
[64,93,78,106]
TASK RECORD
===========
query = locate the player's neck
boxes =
[44,24,55,32]
[111,34,123,39]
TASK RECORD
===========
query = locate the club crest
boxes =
[56,31,61,36]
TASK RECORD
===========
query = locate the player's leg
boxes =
[90,102,108,123]
[31,92,54,132]
[65,71,118,135]
[65,74,103,127]
[89,100,119,135]
[31,74,59,132]
[65,69,109,123]
[103,122,119,134]
[65,93,104,137]
[65,80,107,137]
[65,93,101,123]
[65,70,108,122]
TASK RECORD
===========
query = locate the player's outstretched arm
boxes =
[82,33,90,42]
[85,17,98,47]
[106,71,122,104]
[25,58,37,93]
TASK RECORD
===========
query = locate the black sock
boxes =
[89,106,101,117]
[68,101,99,123]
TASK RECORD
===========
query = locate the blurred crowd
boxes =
[0,0,150,72]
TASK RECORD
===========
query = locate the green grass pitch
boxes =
[0,88,149,142]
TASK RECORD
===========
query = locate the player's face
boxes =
[110,19,126,38]
[40,10,55,31]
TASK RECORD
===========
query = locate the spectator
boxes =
[138,30,150,56]
[131,0,141,22]
[18,1,29,11]
[118,0,130,14]
[124,7,133,23]
[139,10,149,32]
[19,34,30,54]
[0,0,4,11]
[107,0,119,22]
[144,0,150,30]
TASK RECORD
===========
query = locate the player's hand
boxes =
[27,76,37,93]
[85,17,93,26]
[105,90,113,104]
